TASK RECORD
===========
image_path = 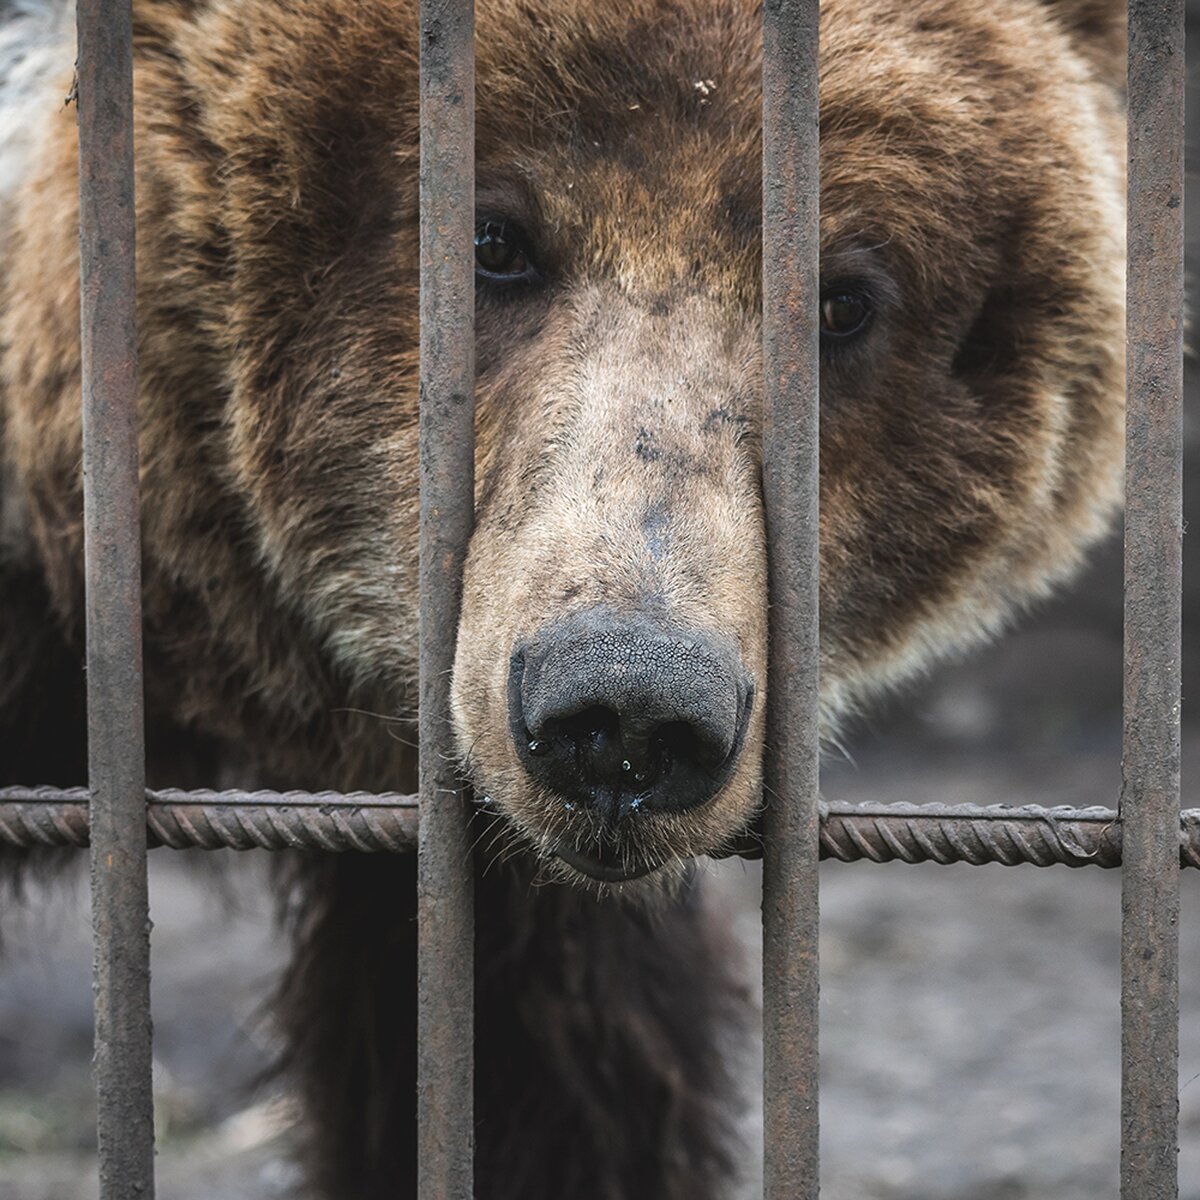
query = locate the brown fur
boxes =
[0,0,1126,1194]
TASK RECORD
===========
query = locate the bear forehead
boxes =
[470,0,1087,289]
[472,0,1072,159]
[473,0,1047,126]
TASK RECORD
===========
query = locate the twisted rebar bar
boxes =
[821,802,1130,867]
[0,787,419,853]
[1,787,1197,867]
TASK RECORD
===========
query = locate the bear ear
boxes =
[1040,0,1127,87]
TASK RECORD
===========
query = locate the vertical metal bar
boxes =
[418,0,476,1196]
[77,0,156,1195]
[761,2,821,1197]
[1121,0,1183,1196]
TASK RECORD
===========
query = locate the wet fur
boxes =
[0,0,1126,1194]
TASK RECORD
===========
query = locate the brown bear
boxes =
[0,0,1126,1196]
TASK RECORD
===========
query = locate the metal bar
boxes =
[761,1,821,1197]
[418,0,476,1194]
[1121,0,1184,1194]
[818,802,1193,869]
[75,0,156,1195]
[0,788,420,851]
[4,790,1200,868]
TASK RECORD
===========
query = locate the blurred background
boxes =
[2,11,1199,1200]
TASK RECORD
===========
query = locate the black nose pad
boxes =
[508,612,754,820]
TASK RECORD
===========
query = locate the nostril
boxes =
[649,719,725,773]
[555,705,620,748]
[551,705,624,776]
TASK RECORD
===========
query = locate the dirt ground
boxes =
[2,714,1198,1199]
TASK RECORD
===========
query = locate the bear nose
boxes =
[508,613,754,821]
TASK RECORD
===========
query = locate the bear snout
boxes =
[507,610,754,850]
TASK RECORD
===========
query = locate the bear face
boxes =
[0,0,1125,886]
[455,0,1126,884]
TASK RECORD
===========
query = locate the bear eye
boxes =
[475,220,534,281]
[820,290,872,340]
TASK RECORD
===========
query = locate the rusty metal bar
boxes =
[0,788,420,851]
[761,1,821,1196]
[819,802,1199,869]
[1121,0,1184,1194]
[75,0,156,1195]
[5,789,1200,868]
[418,0,476,1194]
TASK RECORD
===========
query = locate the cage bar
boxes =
[417,0,477,1195]
[1121,0,1184,1195]
[75,0,156,1195]
[761,1,822,1196]
[4,787,1200,868]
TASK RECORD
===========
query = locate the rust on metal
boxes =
[0,788,419,851]
[1121,0,1184,1194]
[5,789,1200,868]
[818,801,1200,869]
[418,0,476,1194]
[761,1,821,1197]
[75,0,156,1194]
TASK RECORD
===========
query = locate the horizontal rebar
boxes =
[0,787,419,852]
[1,787,1197,868]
